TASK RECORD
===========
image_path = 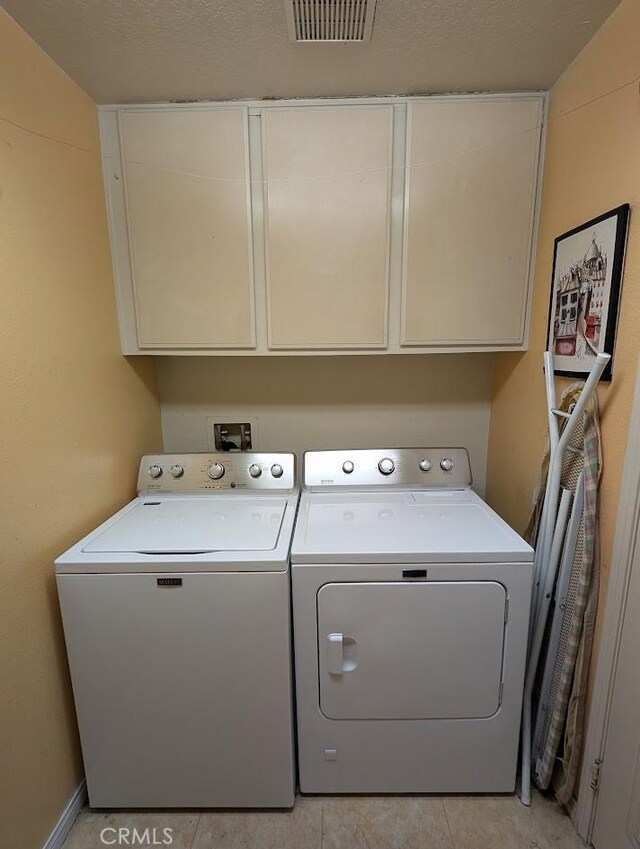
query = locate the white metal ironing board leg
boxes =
[520,350,609,805]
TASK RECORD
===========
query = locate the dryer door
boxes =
[317,580,506,720]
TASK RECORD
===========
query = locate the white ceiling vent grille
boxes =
[285,0,377,42]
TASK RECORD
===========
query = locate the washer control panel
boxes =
[138,453,296,493]
[303,448,471,489]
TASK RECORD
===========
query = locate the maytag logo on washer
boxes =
[99,827,173,846]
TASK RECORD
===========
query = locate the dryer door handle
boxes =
[326,633,344,675]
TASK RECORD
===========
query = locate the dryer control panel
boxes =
[138,453,296,493]
[303,448,471,489]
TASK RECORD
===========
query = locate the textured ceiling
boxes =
[1,0,621,104]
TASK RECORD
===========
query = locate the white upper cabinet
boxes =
[100,95,544,355]
[401,98,543,347]
[262,107,392,349]
[118,108,255,349]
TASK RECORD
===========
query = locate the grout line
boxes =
[188,813,201,849]
[442,798,458,849]
[320,799,325,849]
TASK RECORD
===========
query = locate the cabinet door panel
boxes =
[120,109,254,348]
[402,99,542,346]
[263,107,392,349]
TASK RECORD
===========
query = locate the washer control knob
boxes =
[207,462,225,480]
[378,457,395,476]
[271,463,284,478]
[148,464,163,479]
[248,463,262,478]
[419,459,432,472]
[342,461,355,474]
[440,458,454,472]
[170,464,184,478]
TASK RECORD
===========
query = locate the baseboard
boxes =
[42,779,87,849]
[566,795,590,847]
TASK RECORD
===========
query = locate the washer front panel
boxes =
[57,570,295,807]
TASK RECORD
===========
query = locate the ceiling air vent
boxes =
[285,0,377,42]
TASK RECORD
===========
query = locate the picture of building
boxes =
[553,236,608,358]
[548,203,627,380]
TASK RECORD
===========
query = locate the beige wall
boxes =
[486,0,640,679]
[0,12,162,849]
[2,0,636,840]
[158,354,495,493]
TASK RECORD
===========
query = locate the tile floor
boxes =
[62,790,585,848]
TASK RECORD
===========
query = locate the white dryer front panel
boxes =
[317,581,506,720]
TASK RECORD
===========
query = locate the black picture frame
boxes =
[546,203,630,381]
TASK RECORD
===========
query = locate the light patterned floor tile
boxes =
[443,791,584,849]
[62,810,200,849]
[321,795,455,849]
[192,796,322,849]
[60,790,583,849]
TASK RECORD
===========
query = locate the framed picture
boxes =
[546,204,629,381]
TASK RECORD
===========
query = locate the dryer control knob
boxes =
[378,457,395,476]
[342,461,355,474]
[170,464,184,478]
[248,463,262,478]
[440,458,454,471]
[207,462,225,480]
[271,463,284,478]
[419,459,432,472]
[148,464,163,479]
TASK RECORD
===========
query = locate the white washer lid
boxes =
[292,489,533,563]
[83,496,288,554]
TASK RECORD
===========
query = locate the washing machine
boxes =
[291,448,534,794]
[56,452,298,809]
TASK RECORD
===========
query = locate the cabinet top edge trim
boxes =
[99,92,548,112]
